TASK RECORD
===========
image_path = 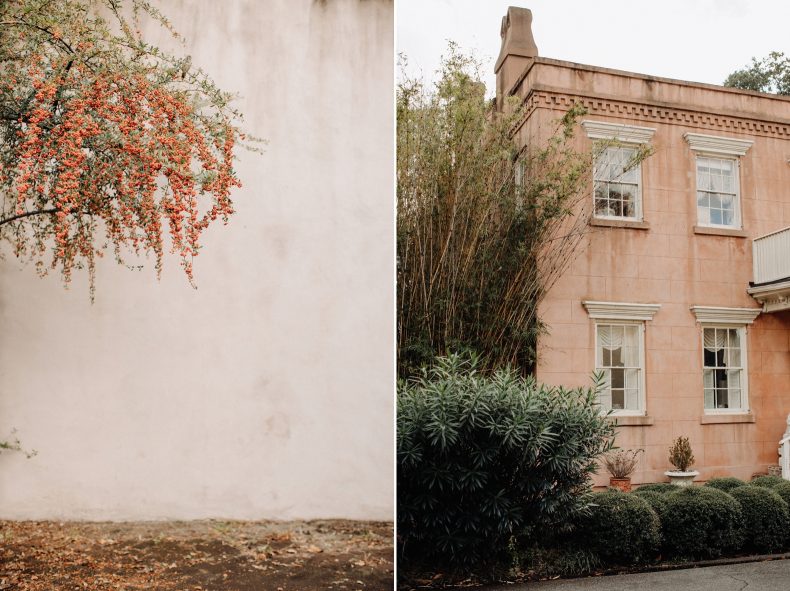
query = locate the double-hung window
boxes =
[691,306,760,414]
[702,327,744,410]
[581,120,655,223]
[583,301,660,416]
[596,323,642,412]
[594,146,641,220]
[696,157,739,227]
[684,133,753,231]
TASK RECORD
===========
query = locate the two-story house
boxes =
[496,6,790,486]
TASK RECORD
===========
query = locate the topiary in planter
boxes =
[750,475,784,489]
[571,490,660,565]
[728,485,789,553]
[635,482,677,494]
[705,477,746,492]
[661,486,743,559]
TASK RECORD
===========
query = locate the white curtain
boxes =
[703,329,727,352]
[599,325,638,366]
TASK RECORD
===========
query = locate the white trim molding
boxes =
[747,280,790,313]
[683,132,754,156]
[581,120,656,144]
[690,305,761,324]
[583,300,661,321]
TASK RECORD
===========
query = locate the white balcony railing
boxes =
[753,226,790,285]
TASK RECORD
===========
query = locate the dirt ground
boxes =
[0,519,393,590]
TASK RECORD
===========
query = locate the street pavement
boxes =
[485,558,790,590]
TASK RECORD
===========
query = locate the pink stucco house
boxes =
[496,7,790,486]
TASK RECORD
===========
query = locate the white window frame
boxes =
[690,306,760,415]
[593,145,644,221]
[700,325,748,414]
[594,321,646,416]
[583,300,661,417]
[684,133,753,231]
[581,120,655,224]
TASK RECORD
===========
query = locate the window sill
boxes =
[607,415,654,426]
[591,218,650,230]
[700,413,755,424]
[693,225,747,238]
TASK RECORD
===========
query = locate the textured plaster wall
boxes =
[508,58,790,486]
[0,0,394,520]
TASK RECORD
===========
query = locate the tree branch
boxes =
[0,208,58,227]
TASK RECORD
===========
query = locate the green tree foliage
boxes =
[396,355,615,573]
[724,52,790,95]
[396,44,597,377]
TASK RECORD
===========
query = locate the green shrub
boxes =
[572,490,660,565]
[633,489,670,518]
[771,480,790,508]
[751,475,784,489]
[662,487,743,559]
[397,355,615,573]
[520,546,601,578]
[636,482,676,494]
[705,477,746,492]
[729,485,789,552]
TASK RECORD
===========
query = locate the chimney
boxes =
[495,7,538,110]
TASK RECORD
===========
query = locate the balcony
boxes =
[748,226,790,312]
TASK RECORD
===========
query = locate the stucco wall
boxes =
[0,0,394,520]
[508,58,790,486]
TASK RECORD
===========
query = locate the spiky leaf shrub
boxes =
[729,486,789,553]
[751,475,784,489]
[397,355,615,573]
[661,487,743,559]
[571,490,660,565]
[705,477,746,492]
[636,483,677,494]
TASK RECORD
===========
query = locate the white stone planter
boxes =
[664,470,699,487]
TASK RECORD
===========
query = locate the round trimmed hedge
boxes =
[633,489,669,519]
[635,483,677,495]
[750,475,784,489]
[705,477,746,492]
[729,485,789,553]
[573,490,660,565]
[661,486,742,558]
[771,480,790,508]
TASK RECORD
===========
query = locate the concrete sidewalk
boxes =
[486,558,790,590]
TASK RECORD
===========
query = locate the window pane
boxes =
[728,329,740,349]
[625,389,639,410]
[729,388,742,410]
[612,389,625,410]
[716,389,729,409]
[611,367,625,388]
[727,369,741,389]
[703,369,714,389]
[624,368,639,389]
[704,388,714,409]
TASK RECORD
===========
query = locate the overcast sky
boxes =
[397,1,790,94]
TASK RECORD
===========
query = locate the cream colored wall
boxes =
[516,60,790,486]
[0,0,394,520]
